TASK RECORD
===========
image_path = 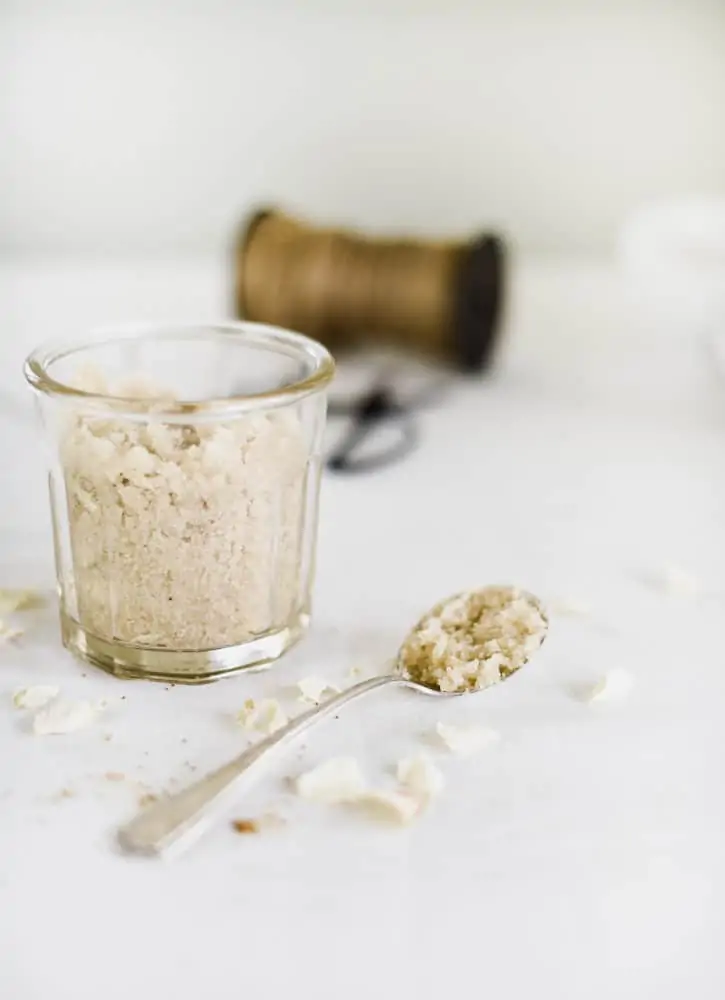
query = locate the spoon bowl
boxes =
[396,584,548,693]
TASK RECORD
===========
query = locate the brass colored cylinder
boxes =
[235,207,505,371]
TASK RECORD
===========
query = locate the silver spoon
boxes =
[117,585,547,857]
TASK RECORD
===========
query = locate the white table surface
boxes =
[0,256,723,999]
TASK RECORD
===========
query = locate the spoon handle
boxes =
[117,674,398,857]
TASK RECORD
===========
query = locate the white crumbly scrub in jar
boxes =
[59,375,308,650]
[398,585,548,693]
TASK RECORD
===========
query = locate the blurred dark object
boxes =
[235,207,506,372]
[327,384,415,473]
[325,357,448,474]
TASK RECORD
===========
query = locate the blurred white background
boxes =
[2,0,724,257]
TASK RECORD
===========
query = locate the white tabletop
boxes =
[0,257,722,999]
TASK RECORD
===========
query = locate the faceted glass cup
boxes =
[25,322,334,683]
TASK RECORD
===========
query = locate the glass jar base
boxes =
[60,611,310,684]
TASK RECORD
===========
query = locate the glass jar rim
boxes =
[24,321,335,416]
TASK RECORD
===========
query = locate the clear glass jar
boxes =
[25,322,334,683]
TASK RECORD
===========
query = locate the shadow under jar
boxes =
[25,322,334,683]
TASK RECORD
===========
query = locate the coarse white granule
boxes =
[434,721,501,756]
[294,757,366,804]
[33,698,105,735]
[295,676,341,704]
[353,790,420,825]
[396,753,444,801]
[586,669,634,703]
[0,589,44,614]
[58,378,309,650]
[13,685,60,710]
[236,698,288,735]
[398,586,548,693]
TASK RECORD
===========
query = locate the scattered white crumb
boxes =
[295,676,341,705]
[550,598,591,618]
[0,620,24,643]
[13,685,60,710]
[236,698,288,735]
[396,753,444,801]
[347,665,365,681]
[0,588,44,614]
[353,790,420,825]
[435,721,501,756]
[32,699,105,735]
[294,757,366,804]
[654,564,702,598]
[586,668,634,703]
